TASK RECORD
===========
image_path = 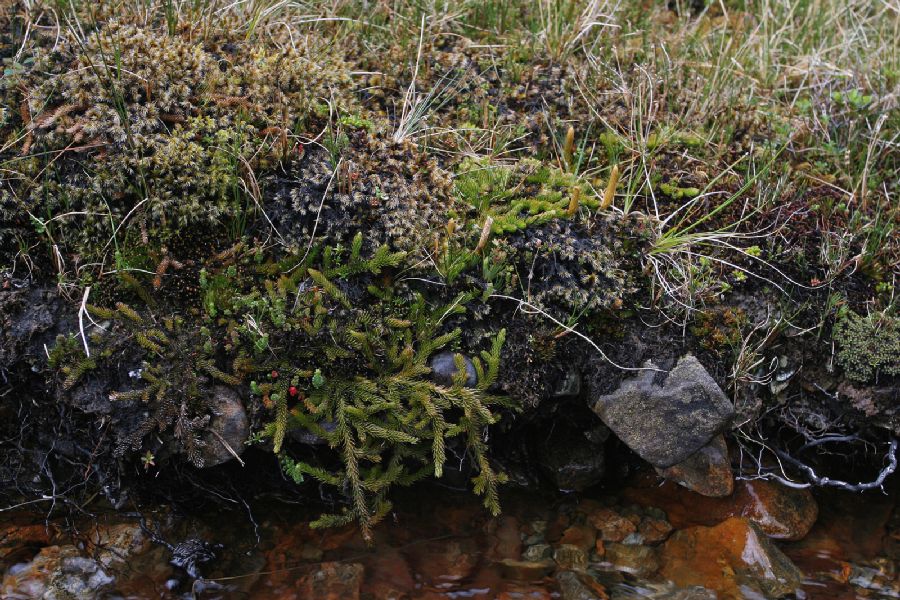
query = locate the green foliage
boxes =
[50,333,98,390]
[444,155,630,315]
[338,112,375,131]
[312,369,326,389]
[834,308,900,382]
[454,157,603,236]
[280,454,304,484]
[659,182,701,200]
[5,15,353,282]
[15,0,897,550]
[325,234,407,277]
[276,301,511,541]
[831,89,874,110]
[241,240,514,541]
[645,128,705,150]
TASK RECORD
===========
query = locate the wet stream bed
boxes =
[1,472,897,599]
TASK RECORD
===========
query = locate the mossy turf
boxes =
[1,0,897,537]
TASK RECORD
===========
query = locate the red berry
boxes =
[271,370,279,379]
[289,386,298,397]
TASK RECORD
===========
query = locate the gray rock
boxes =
[523,520,548,546]
[523,543,553,561]
[592,354,734,468]
[656,433,733,497]
[47,557,114,600]
[554,544,588,571]
[4,546,118,600]
[201,386,250,467]
[604,542,659,577]
[613,582,717,600]
[556,570,606,600]
[429,352,477,387]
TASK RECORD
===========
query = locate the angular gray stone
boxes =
[592,354,734,468]
[201,385,250,467]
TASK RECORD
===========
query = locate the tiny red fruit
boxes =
[271,370,279,379]
[289,386,298,397]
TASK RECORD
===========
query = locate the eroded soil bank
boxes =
[2,1,898,598]
[2,466,897,600]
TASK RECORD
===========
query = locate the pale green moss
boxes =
[834,309,900,382]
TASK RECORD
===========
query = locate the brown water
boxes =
[1,476,897,599]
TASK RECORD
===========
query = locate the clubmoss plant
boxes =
[275,307,510,541]
[229,236,517,540]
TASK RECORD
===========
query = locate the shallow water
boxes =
[1,474,896,599]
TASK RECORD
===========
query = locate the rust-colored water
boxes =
[1,478,896,599]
